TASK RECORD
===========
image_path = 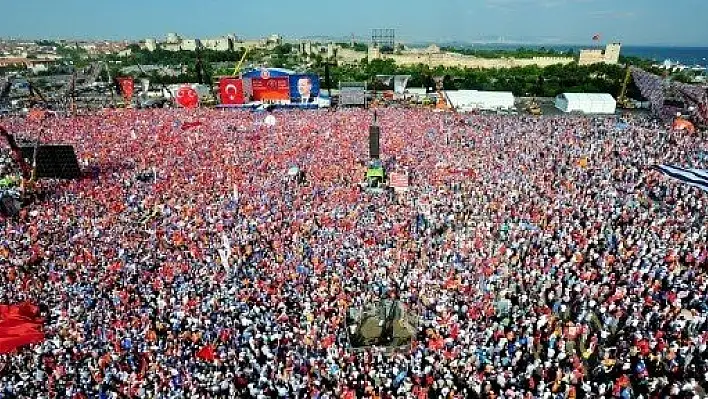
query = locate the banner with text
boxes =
[251,77,290,101]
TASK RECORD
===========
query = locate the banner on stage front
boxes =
[251,77,290,101]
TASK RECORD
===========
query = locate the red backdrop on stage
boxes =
[219,78,244,105]
[251,77,290,101]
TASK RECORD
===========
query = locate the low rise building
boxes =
[147,33,239,52]
[202,37,233,52]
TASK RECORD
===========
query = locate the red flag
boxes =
[116,77,135,102]
[181,121,203,131]
[672,118,696,134]
[196,344,216,361]
[219,78,244,105]
[0,302,45,354]
[176,85,199,108]
[27,108,47,121]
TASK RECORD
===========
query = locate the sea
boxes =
[621,46,708,67]
[450,44,708,68]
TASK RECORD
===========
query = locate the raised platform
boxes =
[215,102,321,110]
[348,300,417,348]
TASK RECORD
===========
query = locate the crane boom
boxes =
[0,125,32,181]
[0,78,11,105]
[617,65,634,109]
[232,47,251,77]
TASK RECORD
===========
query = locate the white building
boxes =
[267,34,282,45]
[181,39,201,51]
[202,37,233,52]
[554,93,617,114]
[144,38,157,52]
[147,33,240,52]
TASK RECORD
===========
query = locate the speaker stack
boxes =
[0,195,21,217]
[369,125,380,159]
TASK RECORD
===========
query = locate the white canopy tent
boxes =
[446,90,515,111]
[554,93,617,114]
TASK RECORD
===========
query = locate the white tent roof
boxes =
[406,88,427,96]
[558,93,615,103]
[446,90,515,110]
[555,93,616,114]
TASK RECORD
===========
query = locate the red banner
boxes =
[116,77,134,102]
[176,85,199,109]
[0,302,44,354]
[251,77,290,101]
[219,78,244,105]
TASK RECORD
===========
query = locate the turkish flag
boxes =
[116,77,134,102]
[196,344,216,361]
[0,302,45,354]
[176,85,199,109]
[219,78,244,105]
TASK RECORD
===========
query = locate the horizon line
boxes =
[0,35,706,49]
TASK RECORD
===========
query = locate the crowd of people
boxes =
[0,107,706,398]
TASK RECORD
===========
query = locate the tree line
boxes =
[308,57,659,99]
[24,42,697,100]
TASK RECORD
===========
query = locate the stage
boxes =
[215,102,321,111]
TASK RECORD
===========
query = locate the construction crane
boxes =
[0,125,34,193]
[617,64,635,110]
[0,77,12,106]
[232,47,251,77]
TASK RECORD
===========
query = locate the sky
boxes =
[1,0,707,46]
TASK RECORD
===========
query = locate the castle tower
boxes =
[604,43,621,64]
[368,46,381,60]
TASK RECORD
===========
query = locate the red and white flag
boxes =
[219,78,244,105]
[176,85,199,109]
